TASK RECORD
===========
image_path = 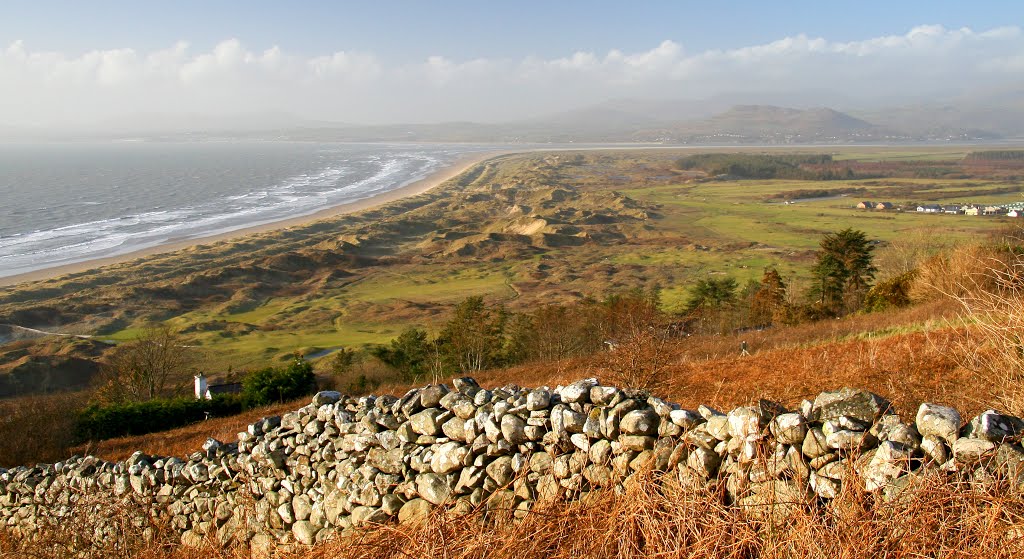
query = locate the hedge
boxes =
[74,394,243,442]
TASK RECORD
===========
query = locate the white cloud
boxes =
[0,24,1022,128]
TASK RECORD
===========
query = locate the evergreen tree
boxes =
[811,228,877,314]
[684,277,738,314]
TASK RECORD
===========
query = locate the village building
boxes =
[194,373,243,400]
[917,204,942,213]
[856,201,873,209]
[874,202,893,210]
[963,206,981,216]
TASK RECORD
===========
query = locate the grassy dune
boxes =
[1,147,1020,375]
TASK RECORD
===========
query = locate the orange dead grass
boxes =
[85,301,985,465]
[4,468,1024,559]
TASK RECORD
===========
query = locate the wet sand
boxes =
[0,150,504,288]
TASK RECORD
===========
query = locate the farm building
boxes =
[856,201,874,209]
[875,202,893,210]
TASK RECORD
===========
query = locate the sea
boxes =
[0,142,493,279]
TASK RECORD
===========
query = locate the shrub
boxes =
[74,394,243,441]
[241,355,317,407]
[863,270,917,312]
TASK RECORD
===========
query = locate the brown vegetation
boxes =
[4,469,1024,559]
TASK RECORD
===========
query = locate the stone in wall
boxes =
[3,378,1024,550]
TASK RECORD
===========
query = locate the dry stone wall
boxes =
[3,377,1024,549]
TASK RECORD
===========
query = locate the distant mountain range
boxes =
[6,85,1024,144]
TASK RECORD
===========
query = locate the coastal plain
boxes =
[1,146,1021,379]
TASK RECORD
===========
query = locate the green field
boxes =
[2,147,1021,372]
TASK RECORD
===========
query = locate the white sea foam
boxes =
[0,144,478,278]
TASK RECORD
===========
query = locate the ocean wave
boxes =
[0,146,468,278]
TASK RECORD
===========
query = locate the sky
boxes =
[1,0,1023,128]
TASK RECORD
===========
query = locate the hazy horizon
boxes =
[2,1,1024,132]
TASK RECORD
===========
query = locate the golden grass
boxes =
[4,468,1024,559]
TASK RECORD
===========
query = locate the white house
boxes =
[194,373,209,400]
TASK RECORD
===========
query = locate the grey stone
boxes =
[292,494,313,522]
[561,408,586,433]
[291,520,318,545]
[431,442,469,474]
[921,435,950,465]
[486,456,515,486]
[620,435,656,452]
[526,389,552,411]
[589,439,613,465]
[916,403,961,444]
[416,473,453,505]
[590,386,621,406]
[705,415,730,441]
[452,377,480,393]
[410,409,445,436]
[312,391,341,407]
[826,429,874,451]
[669,409,703,429]
[809,471,840,499]
[771,413,808,445]
[420,384,450,408]
[560,378,598,403]
[500,414,529,445]
[687,447,721,478]
[728,406,766,440]
[812,388,890,423]
[802,427,830,459]
[620,409,659,436]
[398,498,433,524]
[972,410,1024,443]
[953,437,996,464]
[863,441,913,491]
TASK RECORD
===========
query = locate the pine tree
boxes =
[811,228,877,314]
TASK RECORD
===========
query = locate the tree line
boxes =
[675,153,859,180]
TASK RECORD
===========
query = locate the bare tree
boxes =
[94,324,194,403]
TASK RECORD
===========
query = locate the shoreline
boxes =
[0,150,505,288]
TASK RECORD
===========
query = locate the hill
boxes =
[634,105,887,143]
[29,85,1024,143]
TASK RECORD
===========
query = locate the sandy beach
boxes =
[0,150,505,288]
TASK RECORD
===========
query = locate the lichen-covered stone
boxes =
[916,403,961,444]
[812,388,890,423]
